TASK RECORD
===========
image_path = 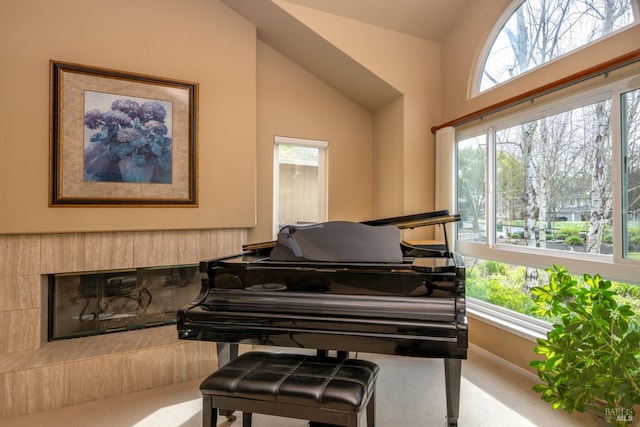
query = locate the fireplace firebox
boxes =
[48,264,201,340]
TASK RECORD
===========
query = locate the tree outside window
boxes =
[480,0,636,92]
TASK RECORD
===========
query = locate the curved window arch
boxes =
[477,0,638,93]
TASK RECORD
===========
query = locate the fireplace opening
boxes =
[48,264,201,340]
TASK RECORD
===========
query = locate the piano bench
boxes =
[199,351,379,427]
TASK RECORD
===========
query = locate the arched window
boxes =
[477,0,638,93]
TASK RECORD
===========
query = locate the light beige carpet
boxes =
[1,345,598,427]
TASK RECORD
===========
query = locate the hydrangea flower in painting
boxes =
[83,96,172,183]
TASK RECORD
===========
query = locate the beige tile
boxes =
[133,231,180,267]
[84,232,134,271]
[122,345,174,394]
[0,326,178,374]
[109,326,177,353]
[0,309,40,354]
[211,228,246,258]
[0,234,41,277]
[40,233,85,274]
[0,275,40,311]
[0,344,67,373]
[64,354,123,406]
[176,229,211,264]
[0,229,249,415]
[11,364,65,416]
[173,341,216,382]
[0,372,12,417]
[42,326,176,362]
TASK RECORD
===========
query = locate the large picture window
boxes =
[456,75,640,321]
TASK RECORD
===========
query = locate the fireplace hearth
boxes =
[48,264,201,340]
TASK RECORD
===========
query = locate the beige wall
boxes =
[275,2,442,241]
[0,0,386,242]
[0,0,257,234]
[373,98,404,218]
[250,41,375,243]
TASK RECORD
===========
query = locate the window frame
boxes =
[273,136,328,239]
[456,74,640,293]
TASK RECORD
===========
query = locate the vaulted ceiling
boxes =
[283,0,470,42]
[219,0,470,111]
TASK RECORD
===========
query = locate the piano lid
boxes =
[269,221,403,263]
[360,210,460,229]
[243,210,461,255]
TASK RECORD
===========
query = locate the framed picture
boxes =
[50,60,198,206]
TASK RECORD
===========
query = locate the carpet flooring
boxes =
[1,345,601,427]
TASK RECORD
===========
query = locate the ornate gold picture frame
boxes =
[50,60,198,206]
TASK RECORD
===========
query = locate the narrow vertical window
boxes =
[273,136,327,238]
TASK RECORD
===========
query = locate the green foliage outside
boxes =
[498,218,640,253]
[465,259,640,318]
[466,260,538,315]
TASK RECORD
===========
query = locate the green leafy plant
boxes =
[564,235,584,246]
[530,265,640,426]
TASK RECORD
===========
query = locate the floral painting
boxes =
[83,93,173,184]
[50,60,198,206]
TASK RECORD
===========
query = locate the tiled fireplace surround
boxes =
[0,228,246,417]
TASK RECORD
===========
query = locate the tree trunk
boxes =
[586,103,611,253]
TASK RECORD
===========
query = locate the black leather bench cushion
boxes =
[200,352,379,412]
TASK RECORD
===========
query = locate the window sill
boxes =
[467,298,550,343]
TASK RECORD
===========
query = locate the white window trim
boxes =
[274,135,329,150]
[273,136,328,239]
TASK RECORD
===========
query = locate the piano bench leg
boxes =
[366,390,375,427]
[242,412,252,427]
[202,395,216,427]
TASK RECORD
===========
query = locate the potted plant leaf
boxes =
[530,265,640,426]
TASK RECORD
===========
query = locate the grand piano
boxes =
[177,210,467,426]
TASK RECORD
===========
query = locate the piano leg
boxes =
[444,358,461,427]
[216,342,239,367]
[216,342,239,420]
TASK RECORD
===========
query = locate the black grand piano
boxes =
[178,210,467,426]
